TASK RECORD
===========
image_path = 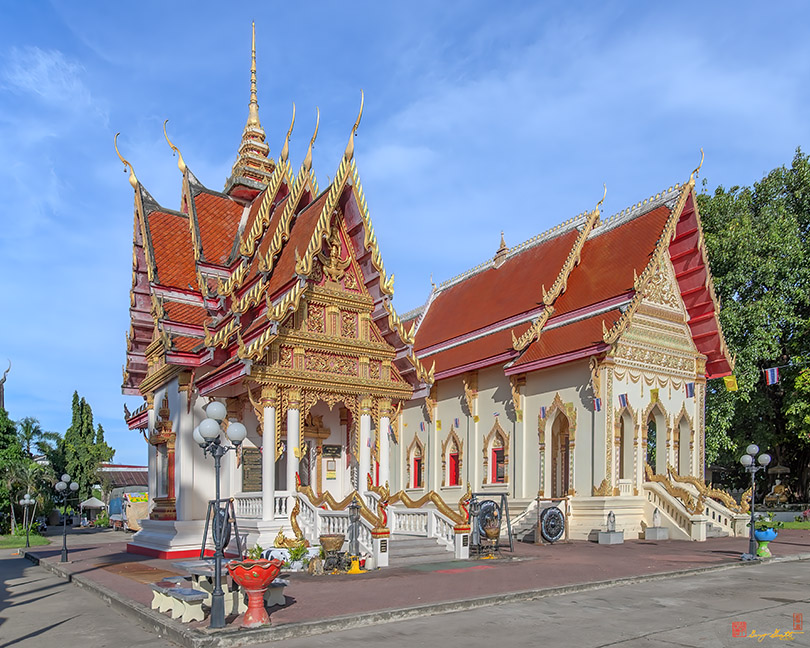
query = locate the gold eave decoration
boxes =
[294,94,362,278]
[511,305,554,352]
[603,180,693,345]
[204,318,238,349]
[350,161,394,297]
[237,283,306,360]
[511,187,603,352]
[382,299,415,346]
[238,156,291,259]
[408,351,435,384]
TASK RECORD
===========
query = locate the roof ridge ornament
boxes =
[279,103,295,163]
[596,183,607,212]
[114,133,138,189]
[690,148,704,184]
[303,107,320,172]
[162,120,187,173]
[344,89,364,161]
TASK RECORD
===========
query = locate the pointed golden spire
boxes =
[114,133,138,189]
[246,21,260,128]
[225,22,275,197]
[343,89,364,161]
[163,120,187,173]
[303,107,320,172]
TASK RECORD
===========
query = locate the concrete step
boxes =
[706,523,729,538]
[389,534,453,566]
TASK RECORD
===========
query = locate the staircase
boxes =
[706,521,729,538]
[388,534,454,567]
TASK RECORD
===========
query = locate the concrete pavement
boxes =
[4,546,809,648]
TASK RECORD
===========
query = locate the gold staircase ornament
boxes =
[667,464,742,513]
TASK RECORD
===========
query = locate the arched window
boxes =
[646,417,657,469]
[483,420,509,485]
[406,435,425,489]
[441,428,464,487]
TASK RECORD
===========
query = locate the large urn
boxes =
[227,558,283,627]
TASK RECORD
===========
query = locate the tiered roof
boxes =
[122,35,430,413]
[411,177,733,381]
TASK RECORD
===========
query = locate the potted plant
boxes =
[227,544,283,628]
[750,513,784,558]
[285,542,310,571]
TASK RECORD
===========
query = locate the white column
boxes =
[261,387,277,521]
[379,415,390,488]
[286,406,300,497]
[359,397,372,496]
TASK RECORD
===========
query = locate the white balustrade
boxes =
[234,493,262,519]
[391,508,428,535]
[618,479,633,496]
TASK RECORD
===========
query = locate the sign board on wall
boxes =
[242,448,262,492]
[322,445,342,459]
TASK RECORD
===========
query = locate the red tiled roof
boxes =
[267,190,330,297]
[194,192,243,266]
[163,302,208,326]
[147,211,196,289]
[423,328,517,377]
[511,309,622,369]
[415,230,580,352]
[551,206,670,317]
[171,335,203,353]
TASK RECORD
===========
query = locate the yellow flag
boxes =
[473,415,480,423]
[723,375,738,391]
[650,388,659,402]
[437,420,442,431]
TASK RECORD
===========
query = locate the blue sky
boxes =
[1,1,808,465]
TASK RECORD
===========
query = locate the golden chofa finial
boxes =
[279,103,295,163]
[596,183,607,210]
[163,120,187,173]
[303,107,320,171]
[690,148,704,183]
[343,89,364,161]
[246,21,260,128]
[114,133,138,189]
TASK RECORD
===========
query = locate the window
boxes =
[449,452,460,486]
[413,457,423,488]
[492,448,505,484]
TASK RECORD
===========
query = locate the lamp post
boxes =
[18,493,34,549]
[193,400,246,629]
[740,444,771,561]
[54,474,79,562]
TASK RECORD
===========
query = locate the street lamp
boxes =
[740,444,771,561]
[193,400,246,629]
[18,493,34,549]
[54,474,79,562]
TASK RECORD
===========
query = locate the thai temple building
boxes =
[123,27,746,561]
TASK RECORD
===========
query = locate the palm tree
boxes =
[16,417,60,459]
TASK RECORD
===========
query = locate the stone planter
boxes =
[227,558,283,627]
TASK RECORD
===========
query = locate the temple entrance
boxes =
[678,418,691,474]
[551,414,570,498]
[618,413,634,480]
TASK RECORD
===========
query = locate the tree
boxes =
[62,392,114,501]
[698,149,810,496]
[16,417,60,459]
[0,408,23,532]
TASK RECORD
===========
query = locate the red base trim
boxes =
[126,544,239,560]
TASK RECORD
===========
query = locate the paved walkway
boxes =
[17,529,810,646]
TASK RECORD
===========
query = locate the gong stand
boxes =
[534,496,569,545]
[469,492,514,556]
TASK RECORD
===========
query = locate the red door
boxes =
[449,452,459,486]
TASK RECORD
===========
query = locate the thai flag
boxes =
[766,367,779,385]
[419,421,425,432]
[367,436,371,447]
[494,412,500,417]
[685,382,695,398]
[593,398,602,412]
[540,406,546,419]
[618,394,628,408]
[454,417,460,428]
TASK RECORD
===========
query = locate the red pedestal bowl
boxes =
[227,558,283,627]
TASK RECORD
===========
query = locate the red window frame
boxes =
[413,457,423,488]
[492,448,505,483]
[449,452,460,486]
